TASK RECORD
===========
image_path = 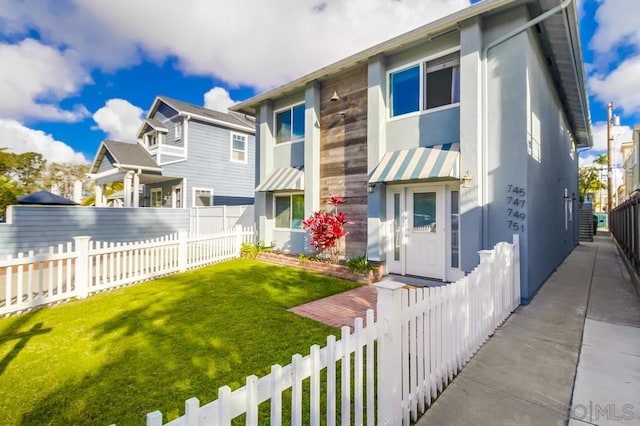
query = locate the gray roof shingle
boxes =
[157,95,255,131]
[102,140,159,169]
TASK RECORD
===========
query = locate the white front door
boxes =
[386,186,445,280]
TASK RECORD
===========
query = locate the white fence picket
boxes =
[0,227,254,316]
[143,236,520,426]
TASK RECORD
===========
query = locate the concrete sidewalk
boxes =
[416,233,640,426]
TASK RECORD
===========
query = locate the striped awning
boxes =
[368,143,460,183]
[256,167,304,192]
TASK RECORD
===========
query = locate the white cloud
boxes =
[590,0,640,56]
[92,99,144,142]
[579,120,633,167]
[0,0,469,89]
[203,87,237,112]
[589,55,640,116]
[0,38,90,121]
[0,119,88,164]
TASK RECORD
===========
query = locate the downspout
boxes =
[480,0,573,248]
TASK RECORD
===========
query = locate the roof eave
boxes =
[178,112,255,133]
[230,0,520,116]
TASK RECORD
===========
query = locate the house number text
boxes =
[506,185,526,232]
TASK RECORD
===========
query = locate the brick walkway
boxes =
[289,285,378,330]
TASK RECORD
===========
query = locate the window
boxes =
[230,133,247,163]
[413,192,436,233]
[275,104,305,144]
[172,185,182,208]
[390,65,420,116]
[175,121,183,140]
[193,188,213,207]
[275,194,305,229]
[450,190,460,268]
[389,52,460,117]
[150,188,162,207]
[146,132,158,147]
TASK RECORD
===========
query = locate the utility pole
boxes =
[607,101,614,213]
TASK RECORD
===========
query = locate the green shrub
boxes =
[345,256,376,274]
[240,242,272,258]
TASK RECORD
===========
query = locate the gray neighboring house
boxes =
[232,0,592,302]
[88,96,256,208]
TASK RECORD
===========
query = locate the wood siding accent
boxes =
[320,65,368,257]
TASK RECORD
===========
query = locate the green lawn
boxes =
[0,258,361,425]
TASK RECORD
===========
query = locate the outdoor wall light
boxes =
[461,171,472,188]
[330,91,341,102]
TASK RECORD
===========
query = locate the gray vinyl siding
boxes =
[162,119,255,207]
[0,206,190,256]
[97,152,116,174]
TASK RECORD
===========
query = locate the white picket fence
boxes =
[0,226,255,316]
[147,235,520,426]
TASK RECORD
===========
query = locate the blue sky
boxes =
[0,0,637,168]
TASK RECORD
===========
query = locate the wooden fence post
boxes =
[374,280,405,425]
[178,231,188,271]
[74,236,91,299]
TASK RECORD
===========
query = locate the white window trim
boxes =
[192,187,214,207]
[273,102,305,146]
[150,188,162,207]
[230,132,248,164]
[171,184,183,208]
[386,47,461,120]
[273,192,306,231]
[145,131,158,149]
[174,120,183,140]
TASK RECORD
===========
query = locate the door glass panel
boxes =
[413,192,436,233]
[451,191,459,268]
[393,193,401,261]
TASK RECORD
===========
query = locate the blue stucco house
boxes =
[88,96,256,208]
[231,0,592,302]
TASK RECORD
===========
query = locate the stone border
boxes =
[255,252,380,284]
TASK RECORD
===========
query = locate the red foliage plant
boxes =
[302,195,349,264]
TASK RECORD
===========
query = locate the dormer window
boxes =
[146,132,158,148]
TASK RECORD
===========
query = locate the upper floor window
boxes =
[175,121,183,140]
[146,132,158,148]
[275,104,305,144]
[230,132,247,163]
[389,52,460,118]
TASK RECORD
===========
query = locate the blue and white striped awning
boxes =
[368,143,460,183]
[256,167,304,192]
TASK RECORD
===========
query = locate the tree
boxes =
[81,181,123,206]
[39,162,89,199]
[0,148,46,193]
[302,195,349,264]
[0,176,18,219]
[579,166,606,198]
[0,147,47,216]
[593,154,607,166]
